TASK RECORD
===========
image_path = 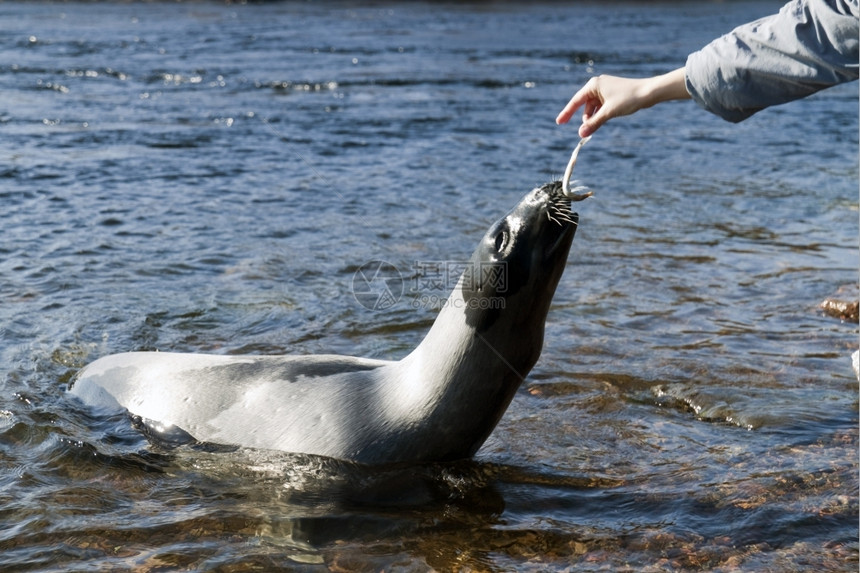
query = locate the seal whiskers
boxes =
[547,191,577,227]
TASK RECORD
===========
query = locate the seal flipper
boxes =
[129,415,232,453]
[131,415,237,453]
[132,415,197,447]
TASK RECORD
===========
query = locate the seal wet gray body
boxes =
[70,182,578,465]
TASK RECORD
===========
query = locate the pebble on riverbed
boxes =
[819,285,859,322]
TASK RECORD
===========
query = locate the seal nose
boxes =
[542,180,565,199]
[541,180,588,205]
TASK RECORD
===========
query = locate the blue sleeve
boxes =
[684,0,859,122]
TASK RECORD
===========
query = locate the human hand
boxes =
[556,69,689,137]
[555,75,651,137]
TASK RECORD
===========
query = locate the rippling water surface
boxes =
[1,1,857,571]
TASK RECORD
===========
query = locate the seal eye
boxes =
[494,229,509,253]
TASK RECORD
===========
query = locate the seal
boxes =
[69,181,579,465]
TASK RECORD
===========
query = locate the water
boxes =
[1,1,857,570]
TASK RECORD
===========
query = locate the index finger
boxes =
[555,80,596,125]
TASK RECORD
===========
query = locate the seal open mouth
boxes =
[541,181,579,258]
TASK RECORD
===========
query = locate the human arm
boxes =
[555,68,691,137]
[557,0,858,133]
[684,0,858,122]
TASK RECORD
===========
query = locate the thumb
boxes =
[579,105,613,137]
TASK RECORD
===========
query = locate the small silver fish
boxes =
[561,136,592,201]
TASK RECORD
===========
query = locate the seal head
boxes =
[398,180,577,461]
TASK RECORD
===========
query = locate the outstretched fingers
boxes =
[555,77,600,125]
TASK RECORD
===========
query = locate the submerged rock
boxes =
[819,285,859,323]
